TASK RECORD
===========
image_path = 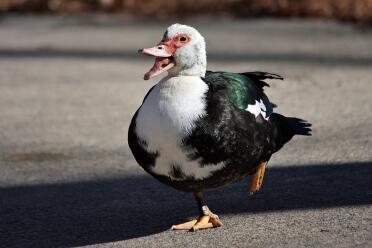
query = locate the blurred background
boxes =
[1,0,372,25]
[1,1,372,248]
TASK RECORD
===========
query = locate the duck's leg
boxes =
[171,191,223,231]
[250,161,268,195]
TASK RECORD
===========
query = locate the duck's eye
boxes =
[179,36,187,42]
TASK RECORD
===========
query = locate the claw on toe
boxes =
[171,215,223,231]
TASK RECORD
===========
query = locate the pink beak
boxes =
[139,44,173,57]
[139,42,176,80]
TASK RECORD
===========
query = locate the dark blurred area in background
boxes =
[1,0,372,26]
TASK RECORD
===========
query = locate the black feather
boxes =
[242,71,283,82]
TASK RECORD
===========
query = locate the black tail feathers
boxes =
[270,113,312,152]
[286,117,312,136]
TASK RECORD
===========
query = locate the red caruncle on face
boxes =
[140,34,192,80]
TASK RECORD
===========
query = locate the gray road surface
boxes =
[0,16,372,248]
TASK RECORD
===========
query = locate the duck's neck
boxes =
[158,75,208,111]
[168,63,206,78]
[159,74,208,92]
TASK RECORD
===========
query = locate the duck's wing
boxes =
[204,71,311,150]
[204,70,282,120]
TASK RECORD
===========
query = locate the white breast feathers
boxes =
[135,76,224,180]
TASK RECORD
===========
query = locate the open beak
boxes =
[139,43,176,80]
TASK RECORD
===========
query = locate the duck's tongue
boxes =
[144,57,175,80]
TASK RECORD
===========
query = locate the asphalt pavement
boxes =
[0,16,371,247]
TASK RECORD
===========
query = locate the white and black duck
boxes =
[128,24,311,231]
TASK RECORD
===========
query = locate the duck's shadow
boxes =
[1,161,372,247]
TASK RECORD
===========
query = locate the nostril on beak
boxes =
[158,46,163,50]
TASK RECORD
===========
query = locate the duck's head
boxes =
[139,23,206,80]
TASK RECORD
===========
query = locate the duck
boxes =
[128,23,311,231]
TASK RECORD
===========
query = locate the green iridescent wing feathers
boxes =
[204,71,282,111]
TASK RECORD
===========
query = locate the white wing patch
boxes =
[246,99,270,120]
